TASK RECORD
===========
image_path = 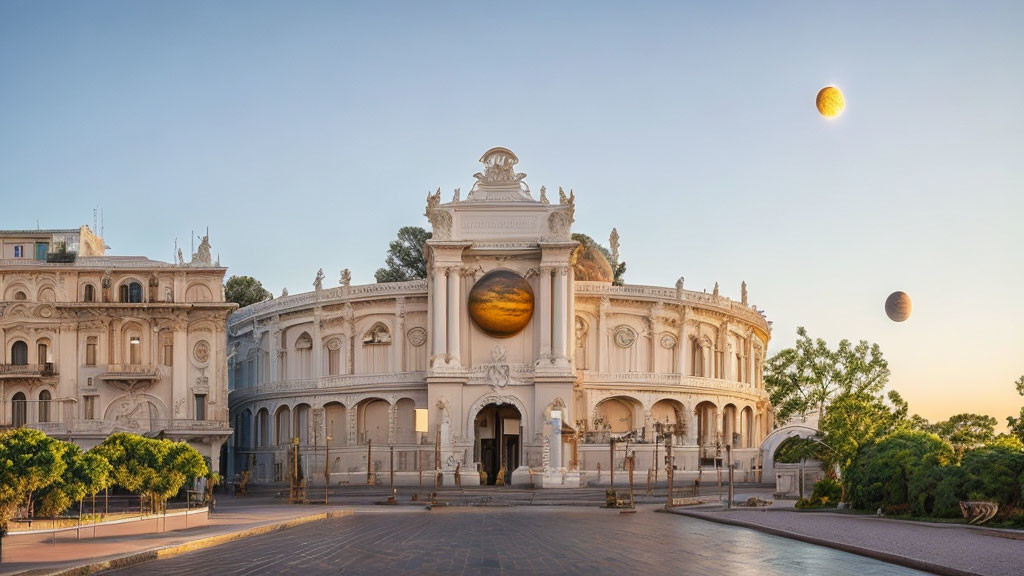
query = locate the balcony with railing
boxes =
[0,363,57,379]
[580,371,766,396]
[98,364,160,380]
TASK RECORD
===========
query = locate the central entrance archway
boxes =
[474,403,522,485]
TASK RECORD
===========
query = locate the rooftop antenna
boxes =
[93,207,98,232]
[191,230,194,257]
[100,208,104,239]
[174,237,178,262]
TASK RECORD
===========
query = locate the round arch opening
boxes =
[473,402,522,485]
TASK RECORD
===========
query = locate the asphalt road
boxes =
[104,506,931,575]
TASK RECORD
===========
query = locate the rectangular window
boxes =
[163,345,173,367]
[35,242,49,261]
[86,342,97,366]
[129,336,141,365]
[195,394,207,421]
[13,245,22,258]
[83,396,96,420]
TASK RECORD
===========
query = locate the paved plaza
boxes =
[104,506,930,576]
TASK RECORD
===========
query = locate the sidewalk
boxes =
[0,498,350,576]
[667,506,1024,576]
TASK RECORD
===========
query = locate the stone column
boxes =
[172,324,188,420]
[538,267,552,362]
[552,267,567,362]
[676,308,687,375]
[567,270,576,368]
[446,267,461,366]
[431,268,447,363]
[111,320,121,366]
[311,310,322,379]
[597,297,608,372]
[269,325,280,382]
[395,299,406,372]
[687,405,699,446]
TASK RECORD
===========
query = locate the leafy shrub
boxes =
[811,477,842,503]
[846,430,952,512]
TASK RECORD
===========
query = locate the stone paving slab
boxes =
[0,500,350,576]
[669,507,1024,576]
[100,506,929,576]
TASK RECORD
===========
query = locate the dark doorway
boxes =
[474,403,521,485]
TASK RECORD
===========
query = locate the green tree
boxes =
[153,440,208,504]
[36,443,111,518]
[765,327,891,423]
[845,430,953,514]
[0,429,68,557]
[1006,375,1024,444]
[818,390,909,501]
[375,226,431,283]
[92,434,207,512]
[930,413,998,460]
[224,275,272,308]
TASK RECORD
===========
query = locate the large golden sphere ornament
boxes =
[468,270,535,338]
[884,291,912,322]
[816,86,845,118]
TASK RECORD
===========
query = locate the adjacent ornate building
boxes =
[0,226,235,472]
[227,148,773,487]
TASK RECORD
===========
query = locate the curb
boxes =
[7,510,353,576]
[662,508,979,576]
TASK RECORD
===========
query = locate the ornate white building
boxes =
[227,149,773,487]
[0,226,235,471]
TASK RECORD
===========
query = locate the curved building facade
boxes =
[227,148,773,487]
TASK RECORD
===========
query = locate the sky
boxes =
[1,1,1022,428]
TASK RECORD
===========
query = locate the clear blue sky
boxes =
[2,1,1022,426]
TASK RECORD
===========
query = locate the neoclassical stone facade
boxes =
[228,149,772,487]
[0,227,235,471]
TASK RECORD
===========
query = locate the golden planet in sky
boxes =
[885,291,912,322]
[468,270,535,338]
[816,85,845,118]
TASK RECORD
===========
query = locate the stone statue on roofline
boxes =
[313,268,325,291]
[191,232,212,265]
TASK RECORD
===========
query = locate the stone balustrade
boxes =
[229,371,428,403]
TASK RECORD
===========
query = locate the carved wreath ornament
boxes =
[193,340,210,363]
[613,326,637,348]
[407,327,427,347]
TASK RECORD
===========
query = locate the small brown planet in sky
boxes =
[885,291,912,322]
[468,270,535,338]
[816,85,845,118]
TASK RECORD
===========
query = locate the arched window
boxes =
[12,392,27,427]
[10,341,28,365]
[14,291,26,301]
[38,390,51,423]
[37,340,50,365]
[83,284,95,302]
[120,282,143,303]
[129,282,143,303]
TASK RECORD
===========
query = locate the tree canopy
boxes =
[224,275,272,308]
[0,428,68,530]
[929,413,998,460]
[91,433,207,508]
[764,326,890,423]
[375,226,431,283]
[35,443,111,518]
